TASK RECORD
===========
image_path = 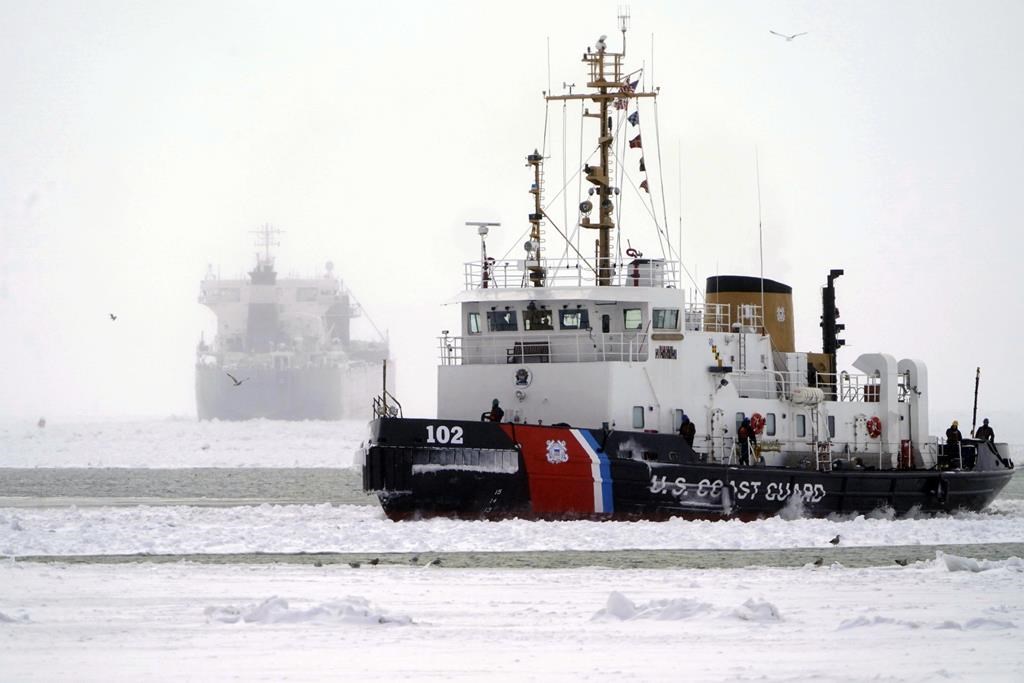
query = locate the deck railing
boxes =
[440,331,650,365]
[464,257,680,290]
[729,369,889,404]
[682,302,763,333]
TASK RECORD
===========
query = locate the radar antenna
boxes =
[466,221,500,288]
[251,224,283,266]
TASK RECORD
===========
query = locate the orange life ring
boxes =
[866,416,882,439]
[750,412,765,435]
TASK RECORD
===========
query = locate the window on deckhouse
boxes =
[486,310,518,332]
[523,308,554,331]
[559,309,590,330]
[467,312,481,335]
[652,308,679,329]
[623,308,643,330]
[633,406,645,429]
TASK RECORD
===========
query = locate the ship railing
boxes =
[728,367,897,406]
[837,371,883,403]
[372,391,403,419]
[464,257,680,290]
[440,331,649,365]
[827,439,889,470]
[938,441,969,470]
[704,435,736,465]
[732,370,794,400]
[682,303,763,334]
[701,436,908,470]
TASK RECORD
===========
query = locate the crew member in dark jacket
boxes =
[484,398,504,422]
[678,414,696,447]
[737,417,756,466]
[945,420,963,463]
[975,418,995,443]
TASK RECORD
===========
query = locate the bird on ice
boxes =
[829,534,841,546]
[226,372,249,387]
[770,30,808,42]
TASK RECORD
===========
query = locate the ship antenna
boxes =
[619,6,630,49]
[970,366,981,437]
[251,224,282,267]
[756,147,765,334]
[467,221,500,288]
[545,6,655,286]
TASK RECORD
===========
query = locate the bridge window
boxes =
[467,312,481,335]
[796,415,806,437]
[766,413,776,436]
[487,310,518,332]
[624,308,643,330]
[601,314,610,333]
[523,308,553,331]
[652,308,679,330]
[559,309,590,330]
[632,406,645,429]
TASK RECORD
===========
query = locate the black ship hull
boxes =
[196,363,382,421]
[360,418,1015,521]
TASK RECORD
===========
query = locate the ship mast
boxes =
[545,10,656,286]
[251,224,282,268]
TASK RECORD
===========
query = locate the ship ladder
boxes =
[816,441,833,472]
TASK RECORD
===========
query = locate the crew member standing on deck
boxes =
[678,414,696,448]
[737,417,756,466]
[484,398,504,422]
[975,418,995,443]
[945,420,963,463]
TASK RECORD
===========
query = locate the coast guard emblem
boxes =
[545,439,569,464]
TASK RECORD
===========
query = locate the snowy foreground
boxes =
[1,553,1022,682]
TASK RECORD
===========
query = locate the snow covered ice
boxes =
[1,554,1023,681]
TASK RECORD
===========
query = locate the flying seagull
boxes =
[109,313,117,321]
[770,30,808,42]
[226,372,249,387]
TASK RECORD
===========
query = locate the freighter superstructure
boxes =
[196,227,392,420]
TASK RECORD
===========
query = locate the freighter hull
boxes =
[360,418,1015,521]
[196,362,386,421]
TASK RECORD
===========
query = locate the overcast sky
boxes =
[2,0,1021,432]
